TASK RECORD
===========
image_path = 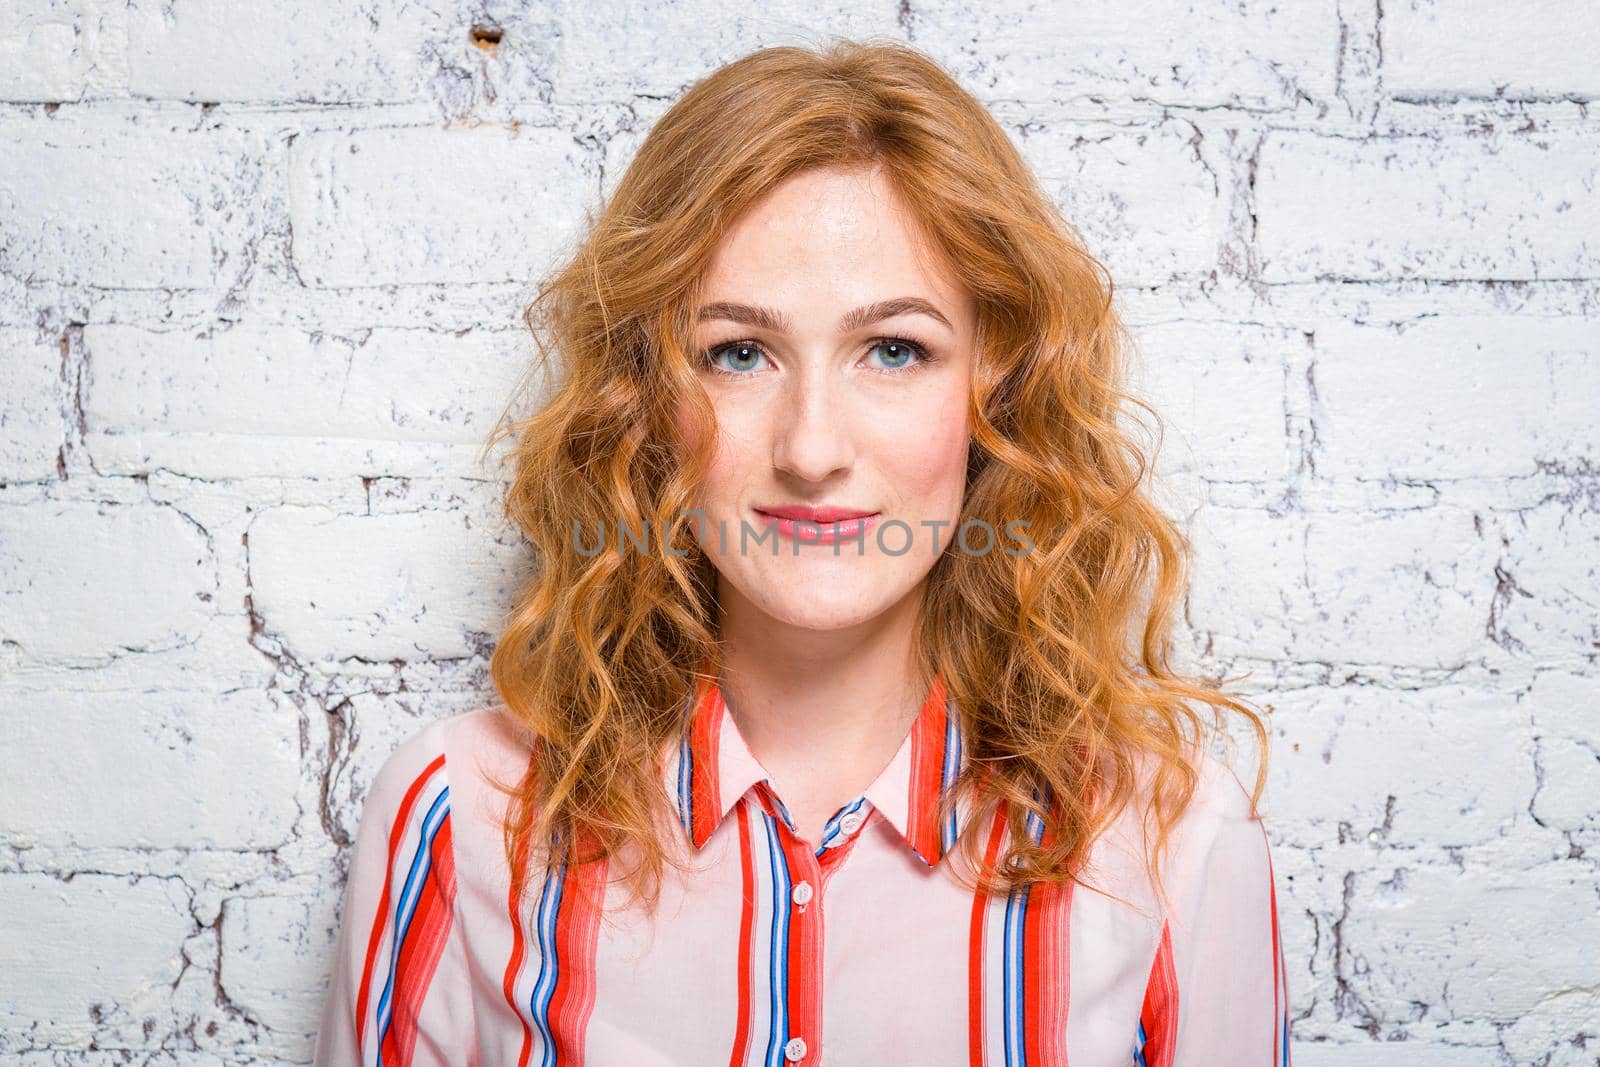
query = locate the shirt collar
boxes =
[666,668,969,868]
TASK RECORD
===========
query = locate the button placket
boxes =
[775,817,825,1065]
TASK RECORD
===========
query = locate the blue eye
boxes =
[867,338,928,371]
[698,336,937,378]
[704,341,770,375]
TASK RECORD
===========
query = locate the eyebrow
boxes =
[696,296,954,334]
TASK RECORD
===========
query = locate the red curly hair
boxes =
[478,36,1271,920]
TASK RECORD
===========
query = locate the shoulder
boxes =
[1185,747,1263,825]
[1155,745,1268,859]
[372,702,532,776]
[358,704,535,833]
[1123,742,1260,832]
[1158,748,1277,916]
[1115,743,1273,903]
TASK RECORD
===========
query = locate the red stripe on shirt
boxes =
[354,753,449,1058]
[905,673,950,865]
[1023,800,1073,1067]
[968,804,1008,1067]
[728,799,756,1067]
[1265,824,1288,1066]
[775,811,824,1065]
[1139,920,1179,1067]
[503,826,536,1067]
[690,677,724,849]
[546,827,608,1066]
[380,815,457,1067]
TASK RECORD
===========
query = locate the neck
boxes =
[714,580,930,794]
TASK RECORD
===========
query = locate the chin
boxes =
[766,602,887,632]
[749,581,906,632]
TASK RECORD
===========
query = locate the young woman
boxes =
[315,38,1291,1067]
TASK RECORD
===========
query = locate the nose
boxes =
[771,361,855,485]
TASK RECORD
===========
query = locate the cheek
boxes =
[680,398,755,508]
[887,391,970,506]
[702,438,743,504]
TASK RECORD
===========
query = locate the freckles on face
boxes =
[681,163,977,629]
[837,367,966,519]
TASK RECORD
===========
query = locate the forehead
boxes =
[699,165,970,321]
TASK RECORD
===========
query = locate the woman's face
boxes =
[681,164,977,634]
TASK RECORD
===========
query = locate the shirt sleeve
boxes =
[313,723,478,1067]
[1134,753,1292,1066]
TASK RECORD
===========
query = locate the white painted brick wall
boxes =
[1,2,1596,1063]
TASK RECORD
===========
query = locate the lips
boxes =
[753,504,881,545]
[755,504,877,523]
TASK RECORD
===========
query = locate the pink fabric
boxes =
[314,673,1291,1066]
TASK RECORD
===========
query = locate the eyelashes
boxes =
[697,336,940,379]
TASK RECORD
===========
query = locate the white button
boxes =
[791,880,813,906]
[839,811,863,835]
[784,1036,807,1061]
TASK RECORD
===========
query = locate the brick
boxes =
[245,506,519,660]
[0,0,124,103]
[1187,506,1498,666]
[1268,685,1534,850]
[550,3,901,104]
[2,689,301,849]
[1339,861,1600,1021]
[287,125,593,287]
[1290,1044,1503,1066]
[1385,2,1600,100]
[908,0,1339,110]
[0,500,213,661]
[220,893,333,1044]
[1310,316,1598,479]
[1528,670,1600,751]
[1257,130,1600,281]
[1531,735,1600,832]
[0,872,192,1045]
[1016,122,1226,286]
[1130,321,1297,481]
[128,0,442,104]
[1486,500,1600,661]
[0,327,65,481]
[83,323,533,477]
[0,125,264,289]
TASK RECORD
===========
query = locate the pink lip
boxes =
[753,505,881,545]
[757,504,877,522]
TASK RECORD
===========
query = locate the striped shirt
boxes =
[313,672,1292,1066]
